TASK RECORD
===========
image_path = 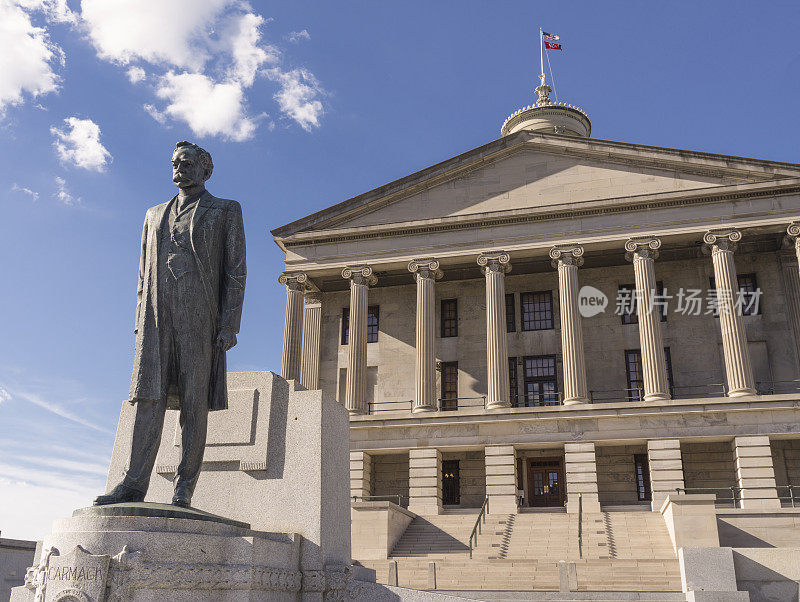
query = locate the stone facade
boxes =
[272,111,800,596]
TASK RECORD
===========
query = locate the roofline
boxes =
[271,131,800,239]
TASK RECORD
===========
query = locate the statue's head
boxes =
[172,141,213,190]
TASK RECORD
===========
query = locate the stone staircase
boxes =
[355,508,682,594]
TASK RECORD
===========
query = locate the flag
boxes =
[542,31,560,41]
[544,41,562,50]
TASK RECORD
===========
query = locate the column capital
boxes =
[786,222,800,250]
[408,258,443,281]
[702,228,741,253]
[342,265,377,286]
[549,244,584,268]
[477,251,511,275]
[278,271,308,291]
[624,236,661,261]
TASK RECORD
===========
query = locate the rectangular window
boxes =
[506,293,516,332]
[625,348,674,401]
[737,273,760,316]
[509,357,519,406]
[341,306,380,344]
[440,362,458,411]
[341,308,349,345]
[441,299,458,337]
[625,350,644,401]
[709,273,761,316]
[634,453,652,501]
[522,355,559,406]
[520,291,554,331]
[619,281,666,324]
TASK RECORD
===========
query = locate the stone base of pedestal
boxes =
[12,504,371,602]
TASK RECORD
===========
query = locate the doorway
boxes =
[527,458,565,507]
[442,459,460,505]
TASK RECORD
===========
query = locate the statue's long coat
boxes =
[128,191,246,411]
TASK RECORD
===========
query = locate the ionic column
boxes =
[477,251,511,409]
[703,229,756,396]
[300,291,322,390]
[550,244,588,405]
[342,266,377,414]
[278,271,306,382]
[783,224,800,368]
[624,237,671,401]
[408,258,443,413]
[787,222,800,271]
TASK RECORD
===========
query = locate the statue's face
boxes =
[172,148,207,189]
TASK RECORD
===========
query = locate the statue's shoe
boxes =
[172,486,192,508]
[93,483,145,506]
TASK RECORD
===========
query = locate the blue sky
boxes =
[1,1,799,539]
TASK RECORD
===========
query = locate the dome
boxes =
[501,75,591,138]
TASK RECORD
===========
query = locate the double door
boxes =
[527,458,565,507]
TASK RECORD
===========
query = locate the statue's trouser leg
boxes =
[171,274,213,496]
[123,397,168,493]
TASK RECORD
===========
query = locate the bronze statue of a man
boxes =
[95,141,246,508]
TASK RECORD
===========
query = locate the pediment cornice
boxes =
[279,178,800,249]
[272,131,800,241]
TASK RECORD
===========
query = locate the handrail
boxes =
[351,494,404,506]
[577,493,583,559]
[367,400,413,414]
[438,396,487,411]
[468,495,489,559]
[676,485,800,508]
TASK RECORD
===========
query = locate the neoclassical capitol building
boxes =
[272,82,800,597]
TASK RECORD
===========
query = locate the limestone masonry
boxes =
[271,86,800,601]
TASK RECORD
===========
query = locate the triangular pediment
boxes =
[273,132,800,238]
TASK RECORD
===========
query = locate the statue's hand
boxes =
[216,328,237,351]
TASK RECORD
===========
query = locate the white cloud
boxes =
[0,477,100,539]
[0,0,64,114]
[80,0,324,138]
[286,29,310,43]
[268,68,324,132]
[0,385,10,402]
[156,71,261,141]
[142,102,166,124]
[50,116,112,171]
[18,0,77,23]
[11,183,39,201]
[222,11,278,87]
[126,65,146,83]
[7,385,111,431]
[54,175,79,205]
[80,0,232,70]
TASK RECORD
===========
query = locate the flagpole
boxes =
[539,28,545,83]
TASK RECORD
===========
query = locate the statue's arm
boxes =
[218,201,247,339]
[134,214,149,334]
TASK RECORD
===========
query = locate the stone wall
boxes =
[596,444,647,505]
[771,439,800,492]
[718,510,800,548]
[682,441,738,494]
[318,250,798,409]
[372,453,410,508]
[441,450,485,508]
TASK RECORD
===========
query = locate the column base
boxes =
[486,400,511,410]
[411,405,437,414]
[643,392,671,402]
[562,397,588,406]
[728,387,757,397]
[348,408,367,416]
